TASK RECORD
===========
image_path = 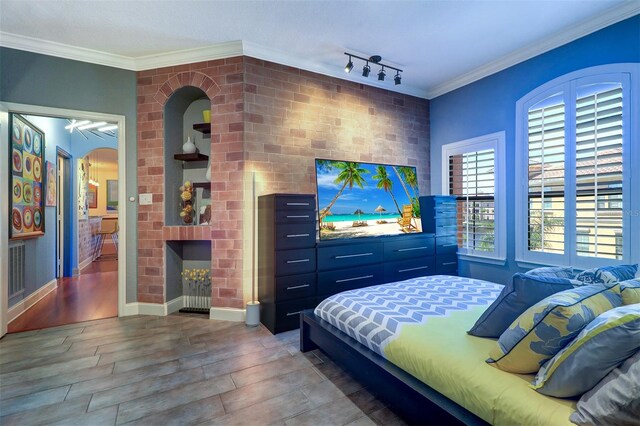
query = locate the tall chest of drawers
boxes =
[258,194,317,334]
[419,195,459,275]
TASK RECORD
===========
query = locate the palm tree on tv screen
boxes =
[319,162,368,221]
[373,165,401,215]
[393,166,420,217]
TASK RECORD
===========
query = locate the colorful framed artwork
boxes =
[88,184,98,209]
[10,113,45,239]
[45,160,57,207]
[77,159,88,220]
[106,179,118,211]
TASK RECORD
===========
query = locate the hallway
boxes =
[8,242,118,333]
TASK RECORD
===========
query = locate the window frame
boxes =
[442,131,506,264]
[515,64,639,269]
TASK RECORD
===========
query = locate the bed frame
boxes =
[300,310,489,426]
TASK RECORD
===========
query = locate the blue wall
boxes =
[8,115,117,308]
[430,15,640,285]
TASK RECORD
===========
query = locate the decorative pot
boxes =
[202,110,211,123]
[182,136,197,154]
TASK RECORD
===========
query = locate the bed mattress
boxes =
[314,275,576,425]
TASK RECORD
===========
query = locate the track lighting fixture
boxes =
[362,62,371,77]
[344,56,354,73]
[343,52,403,85]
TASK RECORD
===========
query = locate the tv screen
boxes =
[315,159,421,240]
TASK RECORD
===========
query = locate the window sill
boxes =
[458,254,507,266]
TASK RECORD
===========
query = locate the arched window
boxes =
[515,64,639,269]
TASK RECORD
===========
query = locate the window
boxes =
[443,132,506,263]
[516,65,638,268]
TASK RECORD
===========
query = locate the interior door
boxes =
[57,155,65,278]
[0,106,9,337]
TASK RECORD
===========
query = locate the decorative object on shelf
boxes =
[194,183,211,225]
[182,136,197,154]
[343,52,403,85]
[179,268,211,314]
[205,158,211,181]
[106,180,118,211]
[202,109,211,123]
[45,160,56,207]
[10,113,46,239]
[179,180,195,224]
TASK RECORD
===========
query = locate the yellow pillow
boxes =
[620,279,640,305]
[487,284,622,373]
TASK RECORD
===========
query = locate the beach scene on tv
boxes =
[316,159,422,240]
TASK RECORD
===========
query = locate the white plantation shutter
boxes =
[575,84,624,259]
[527,98,565,254]
[449,149,495,253]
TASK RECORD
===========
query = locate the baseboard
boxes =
[166,296,184,315]
[209,307,246,322]
[137,302,168,316]
[78,257,93,273]
[8,279,57,323]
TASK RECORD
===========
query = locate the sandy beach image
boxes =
[320,217,423,240]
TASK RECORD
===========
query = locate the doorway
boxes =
[0,103,127,337]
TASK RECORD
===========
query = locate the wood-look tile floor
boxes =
[0,314,407,426]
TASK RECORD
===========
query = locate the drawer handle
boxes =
[336,275,374,283]
[398,266,430,273]
[286,233,310,238]
[440,244,458,247]
[335,253,373,259]
[286,311,303,317]
[440,202,457,205]
[286,259,310,264]
[442,261,457,266]
[286,215,310,219]
[397,246,428,252]
[286,202,310,206]
[286,284,310,290]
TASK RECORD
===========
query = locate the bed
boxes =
[300,275,576,425]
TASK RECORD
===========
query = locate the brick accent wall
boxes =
[136,56,429,309]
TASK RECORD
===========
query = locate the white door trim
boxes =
[0,105,9,337]
[0,101,129,325]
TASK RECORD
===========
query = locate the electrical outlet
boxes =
[139,193,153,205]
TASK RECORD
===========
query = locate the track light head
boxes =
[344,57,353,73]
[362,63,371,78]
[394,72,402,85]
[378,67,385,81]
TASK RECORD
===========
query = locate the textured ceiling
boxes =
[0,0,635,98]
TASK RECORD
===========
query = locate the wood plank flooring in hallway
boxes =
[8,242,118,333]
[0,314,405,425]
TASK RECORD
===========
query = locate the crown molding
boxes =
[242,41,428,99]
[426,3,640,99]
[134,40,243,70]
[0,31,136,70]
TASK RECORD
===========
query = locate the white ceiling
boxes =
[1,1,638,98]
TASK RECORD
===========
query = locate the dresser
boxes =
[258,194,459,334]
[258,194,318,334]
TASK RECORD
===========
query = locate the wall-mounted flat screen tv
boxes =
[315,159,421,240]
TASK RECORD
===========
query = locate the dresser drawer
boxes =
[434,224,458,236]
[435,235,458,255]
[317,264,384,297]
[272,298,317,333]
[317,243,383,271]
[384,236,435,261]
[275,195,315,211]
[384,257,435,282]
[435,254,458,275]
[274,223,316,249]
[274,273,317,301]
[275,209,315,224]
[275,248,316,276]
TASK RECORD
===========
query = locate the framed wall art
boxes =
[45,160,57,207]
[10,113,45,239]
[88,184,98,209]
[107,179,118,211]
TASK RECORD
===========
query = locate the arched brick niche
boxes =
[136,59,245,307]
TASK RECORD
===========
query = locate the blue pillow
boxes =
[526,266,574,279]
[575,264,638,284]
[531,303,640,397]
[468,273,576,338]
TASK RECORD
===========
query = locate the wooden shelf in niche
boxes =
[192,182,211,190]
[193,123,211,136]
[173,152,209,162]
